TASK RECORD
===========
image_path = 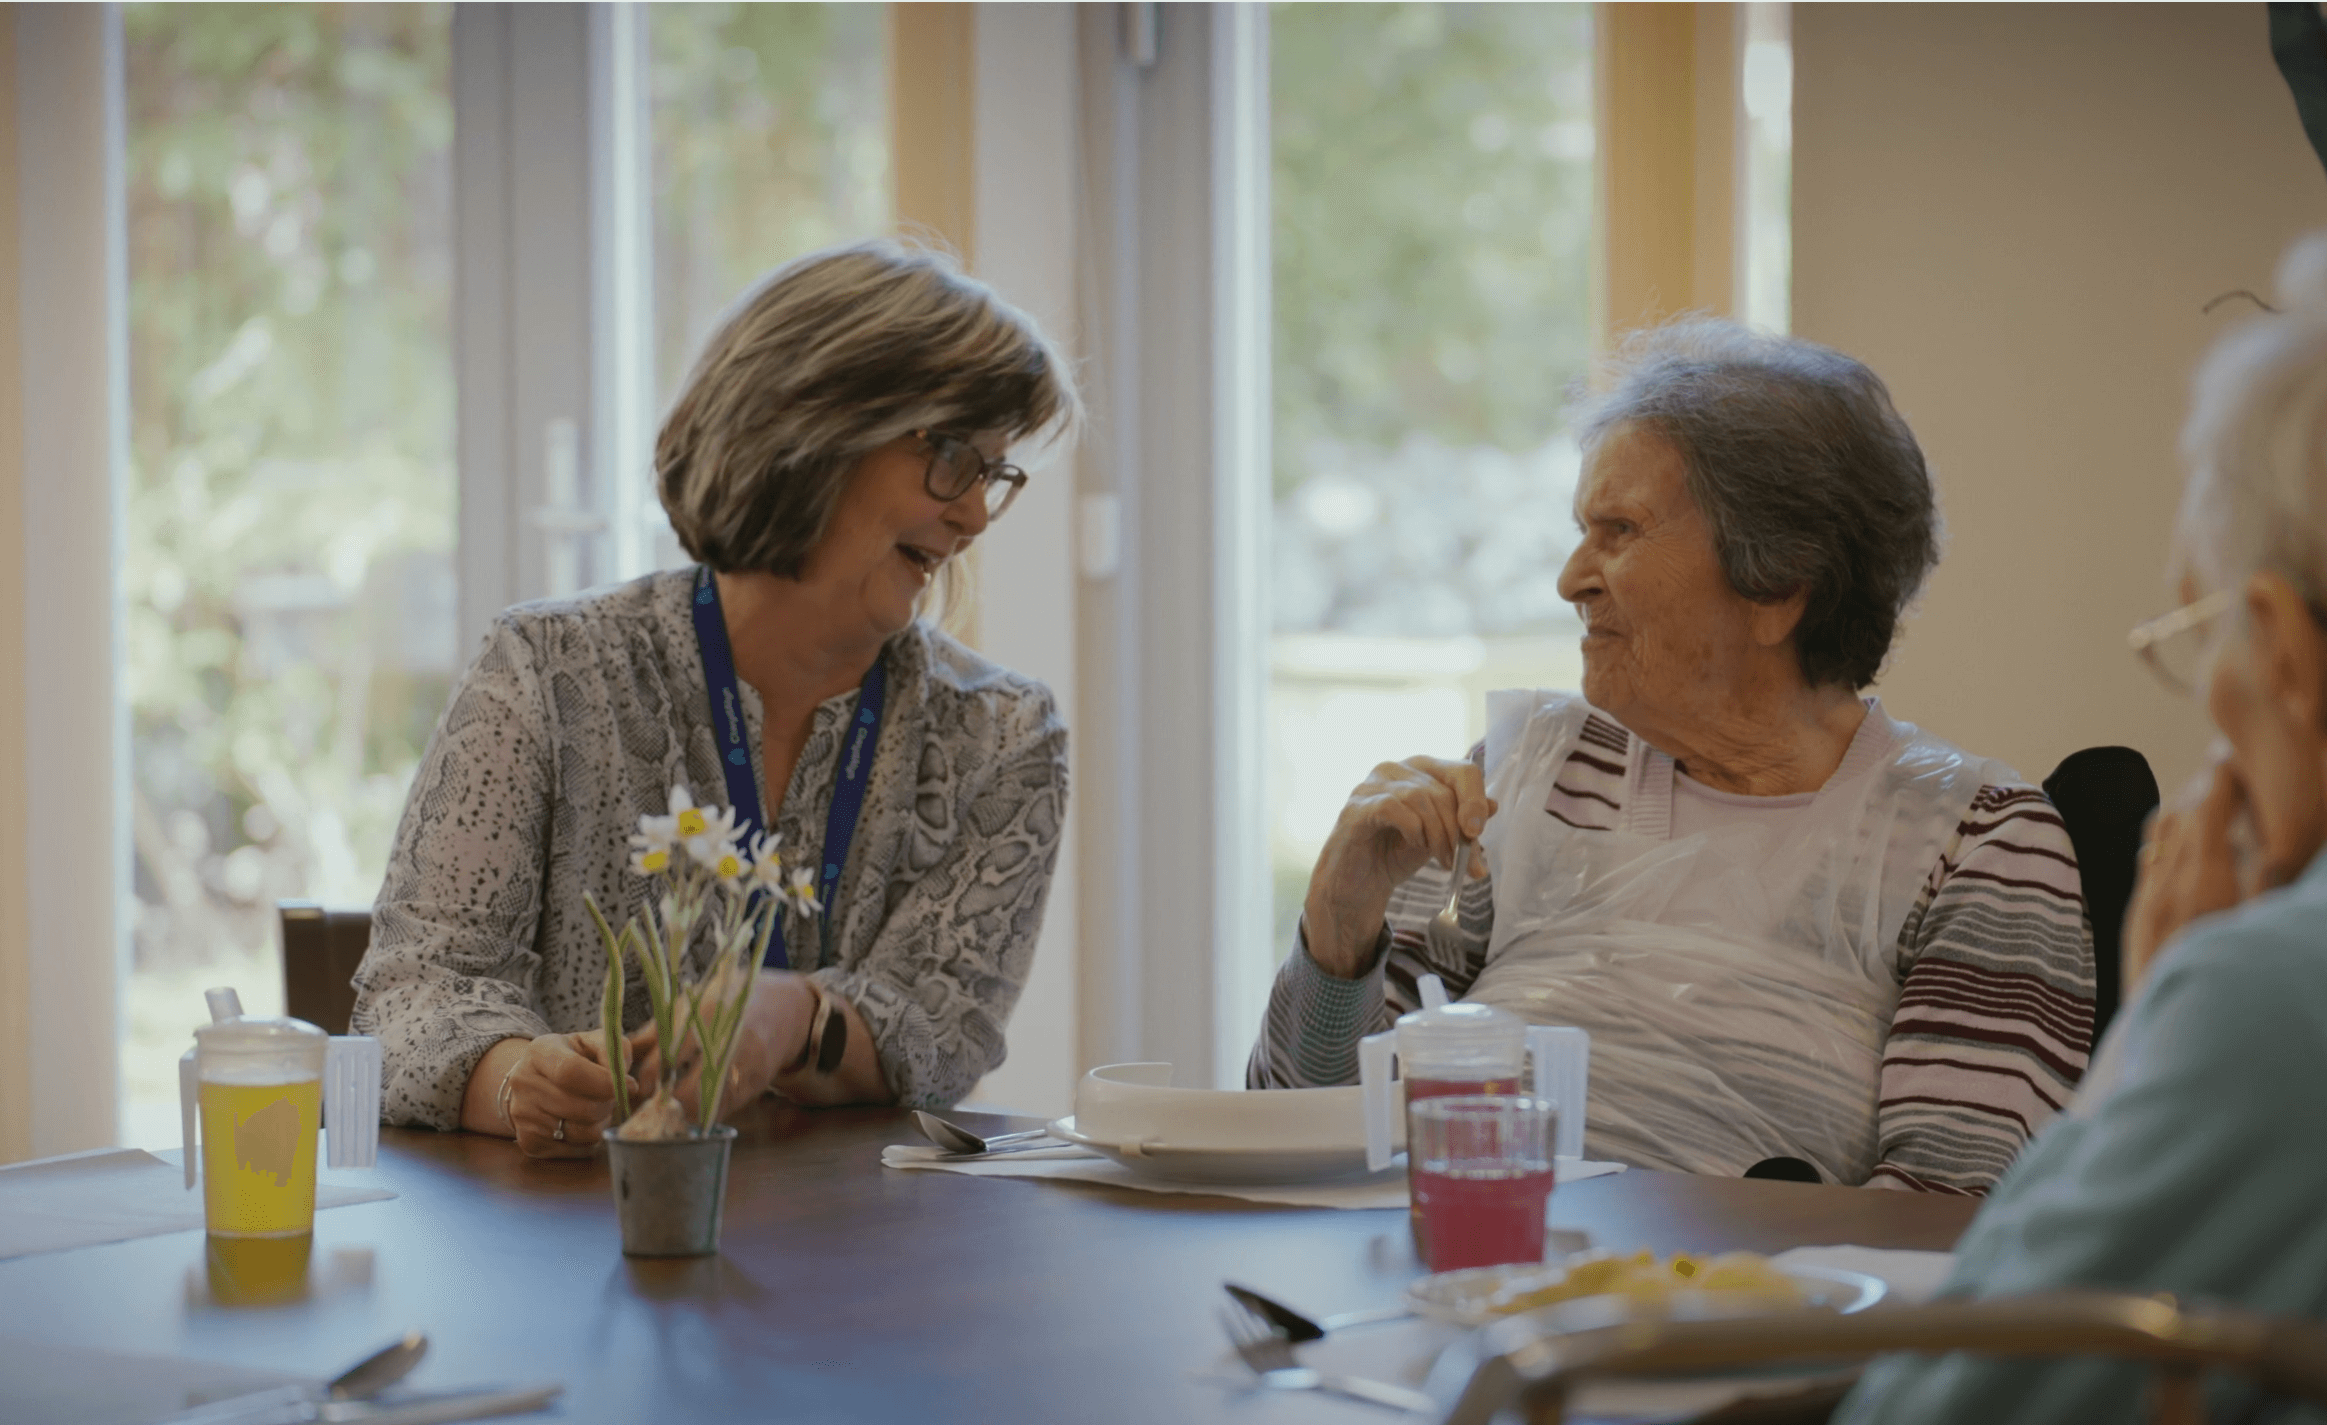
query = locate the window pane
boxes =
[122,4,456,1144]
[648,3,891,412]
[1738,1,1792,333]
[1270,4,1594,954]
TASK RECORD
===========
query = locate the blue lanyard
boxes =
[690,565,888,971]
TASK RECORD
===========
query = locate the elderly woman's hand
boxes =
[2123,757,2253,993]
[1303,755,1495,979]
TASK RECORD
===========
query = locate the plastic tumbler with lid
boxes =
[1359,995,1592,1171]
[179,988,381,1239]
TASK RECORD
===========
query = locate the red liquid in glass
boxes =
[1402,1076,1519,1260]
[1411,1162,1555,1271]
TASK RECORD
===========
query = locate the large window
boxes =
[648,3,891,411]
[1738,1,1793,333]
[118,3,895,1145]
[1267,4,1595,953]
[120,4,458,1145]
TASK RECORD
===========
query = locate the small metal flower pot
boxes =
[607,1125,738,1257]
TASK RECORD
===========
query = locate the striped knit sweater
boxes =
[1248,706,2095,1195]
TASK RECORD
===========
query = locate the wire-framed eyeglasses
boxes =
[2127,589,2236,695]
[917,429,1026,520]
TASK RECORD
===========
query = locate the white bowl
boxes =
[1070,1062,1402,1153]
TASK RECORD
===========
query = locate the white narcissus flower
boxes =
[746,831,787,892]
[784,865,822,917]
[683,803,743,871]
[670,784,711,841]
[635,785,694,852]
[629,845,671,877]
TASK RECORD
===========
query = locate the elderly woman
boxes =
[1252,321,2095,1194]
[352,240,1077,1156]
[1840,236,2327,1421]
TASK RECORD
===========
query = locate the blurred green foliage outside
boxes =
[649,3,889,408]
[124,3,456,994]
[1272,2,1594,509]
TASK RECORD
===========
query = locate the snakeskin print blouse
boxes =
[350,567,1068,1128]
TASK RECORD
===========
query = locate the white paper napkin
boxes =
[0,1337,307,1425]
[880,1142,1625,1209]
[0,1148,396,1261]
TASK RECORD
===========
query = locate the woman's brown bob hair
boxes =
[656,239,1080,578]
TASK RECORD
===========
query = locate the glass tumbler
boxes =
[1408,1095,1557,1273]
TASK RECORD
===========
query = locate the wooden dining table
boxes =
[0,1101,1977,1424]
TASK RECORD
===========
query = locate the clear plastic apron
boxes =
[1467,691,2011,1183]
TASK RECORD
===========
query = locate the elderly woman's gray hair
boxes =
[2176,232,2327,604]
[657,239,1080,578]
[1576,320,1939,690]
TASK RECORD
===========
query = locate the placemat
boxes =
[0,1148,395,1260]
[882,1142,1625,1208]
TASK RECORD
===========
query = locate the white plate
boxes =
[1406,1260,1887,1328]
[1046,1116,1383,1185]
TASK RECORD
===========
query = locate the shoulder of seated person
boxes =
[913,622,1061,724]
[2146,870,2327,1017]
[492,569,666,641]
[1494,690,1622,742]
[1958,780,2071,837]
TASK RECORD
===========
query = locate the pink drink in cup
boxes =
[1409,1095,1557,1272]
[1402,1075,1517,1255]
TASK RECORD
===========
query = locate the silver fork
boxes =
[1424,839,1472,961]
[1219,1304,1437,1414]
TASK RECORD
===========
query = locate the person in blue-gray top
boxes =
[1838,233,2327,1423]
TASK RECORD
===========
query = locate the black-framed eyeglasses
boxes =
[916,429,1026,520]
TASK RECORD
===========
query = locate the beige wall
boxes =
[0,4,29,1166]
[1794,3,2327,796]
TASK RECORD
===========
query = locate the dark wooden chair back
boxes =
[279,901,373,1035]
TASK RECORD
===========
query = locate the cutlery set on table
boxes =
[910,1049,1898,1422]
[154,1334,560,1425]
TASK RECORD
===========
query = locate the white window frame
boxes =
[1071,3,1272,1088]
[451,2,657,653]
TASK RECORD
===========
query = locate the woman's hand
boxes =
[626,975,816,1122]
[2123,759,2251,992]
[1303,755,1495,979]
[465,1033,638,1158]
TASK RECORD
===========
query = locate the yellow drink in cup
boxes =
[180,988,382,1243]
[198,1076,321,1237]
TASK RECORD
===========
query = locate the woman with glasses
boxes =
[352,241,1079,1155]
[1839,236,2327,1422]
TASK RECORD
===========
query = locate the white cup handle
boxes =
[1359,1031,1399,1173]
[1525,1025,1591,1160]
[179,1049,199,1189]
[324,1037,382,1170]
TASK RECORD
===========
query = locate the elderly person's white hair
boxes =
[2176,233,2327,600]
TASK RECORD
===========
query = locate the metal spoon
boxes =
[327,1332,429,1401]
[911,1110,1053,1156]
[1224,1283,1410,1342]
[161,1333,429,1424]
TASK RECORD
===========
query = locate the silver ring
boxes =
[553,1118,567,1142]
